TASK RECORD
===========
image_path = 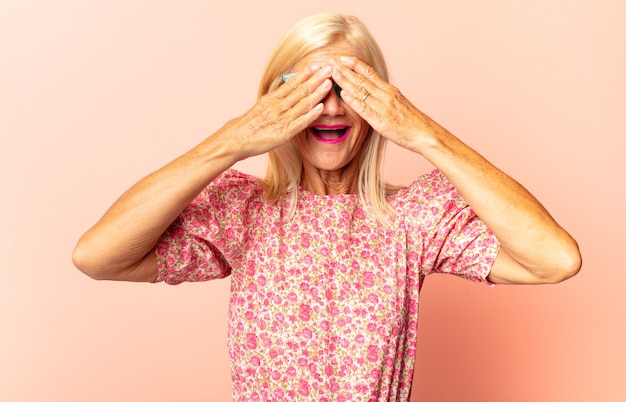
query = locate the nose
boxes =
[321,82,345,116]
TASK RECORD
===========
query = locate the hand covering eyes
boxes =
[281,73,342,100]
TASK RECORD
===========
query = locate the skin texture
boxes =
[72,41,581,285]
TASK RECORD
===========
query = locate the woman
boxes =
[73,13,581,401]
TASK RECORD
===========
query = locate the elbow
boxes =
[72,239,112,281]
[544,239,583,284]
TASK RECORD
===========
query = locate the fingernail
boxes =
[309,64,321,72]
[322,65,332,74]
[339,56,351,64]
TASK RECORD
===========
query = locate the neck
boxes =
[300,161,360,195]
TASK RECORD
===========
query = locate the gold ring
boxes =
[362,93,370,102]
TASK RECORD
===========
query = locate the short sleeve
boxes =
[402,170,500,283]
[153,170,264,285]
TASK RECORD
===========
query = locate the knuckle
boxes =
[297,96,313,111]
[295,84,310,98]
[355,86,368,99]
[363,64,376,77]
[353,74,366,86]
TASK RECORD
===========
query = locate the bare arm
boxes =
[415,124,581,284]
[332,56,581,284]
[72,135,239,282]
[72,65,335,281]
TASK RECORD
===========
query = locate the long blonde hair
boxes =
[258,14,397,224]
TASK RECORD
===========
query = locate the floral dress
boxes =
[154,169,499,401]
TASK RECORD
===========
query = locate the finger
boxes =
[329,61,379,108]
[285,100,325,135]
[329,68,377,118]
[276,65,332,102]
[339,56,388,89]
[272,77,331,139]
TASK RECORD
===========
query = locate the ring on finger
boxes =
[361,93,370,102]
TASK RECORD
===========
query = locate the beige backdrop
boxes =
[1,0,624,401]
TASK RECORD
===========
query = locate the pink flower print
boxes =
[250,355,261,367]
[257,275,267,286]
[367,293,379,304]
[298,379,310,397]
[328,303,340,316]
[355,334,366,344]
[363,272,375,287]
[366,345,379,363]
[273,388,285,399]
[355,207,366,220]
[287,292,298,303]
[408,299,417,315]
[325,365,334,376]
[301,327,313,340]
[301,233,311,249]
[286,366,297,377]
[320,320,330,331]
[275,312,285,323]
[444,199,457,212]
[170,226,185,239]
[299,304,311,321]
[342,355,354,368]
[245,333,257,350]
[359,224,371,235]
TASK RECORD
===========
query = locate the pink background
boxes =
[1,1,624,401]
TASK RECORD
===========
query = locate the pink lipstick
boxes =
[309,125,351,144]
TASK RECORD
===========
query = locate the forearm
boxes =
[415,116,581,283]
[72,132,241,280]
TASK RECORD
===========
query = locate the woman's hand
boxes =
[331,55,581,285]
[220,65,334,161]
[330,56,433,154]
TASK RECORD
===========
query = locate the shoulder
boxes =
[212,169,262,190]
[201,169,265,199]
[391,169,459,206]
[186,169,265,215]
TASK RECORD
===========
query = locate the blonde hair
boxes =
[258,13,397,224]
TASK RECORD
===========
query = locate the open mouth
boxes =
[309,125,351,144]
